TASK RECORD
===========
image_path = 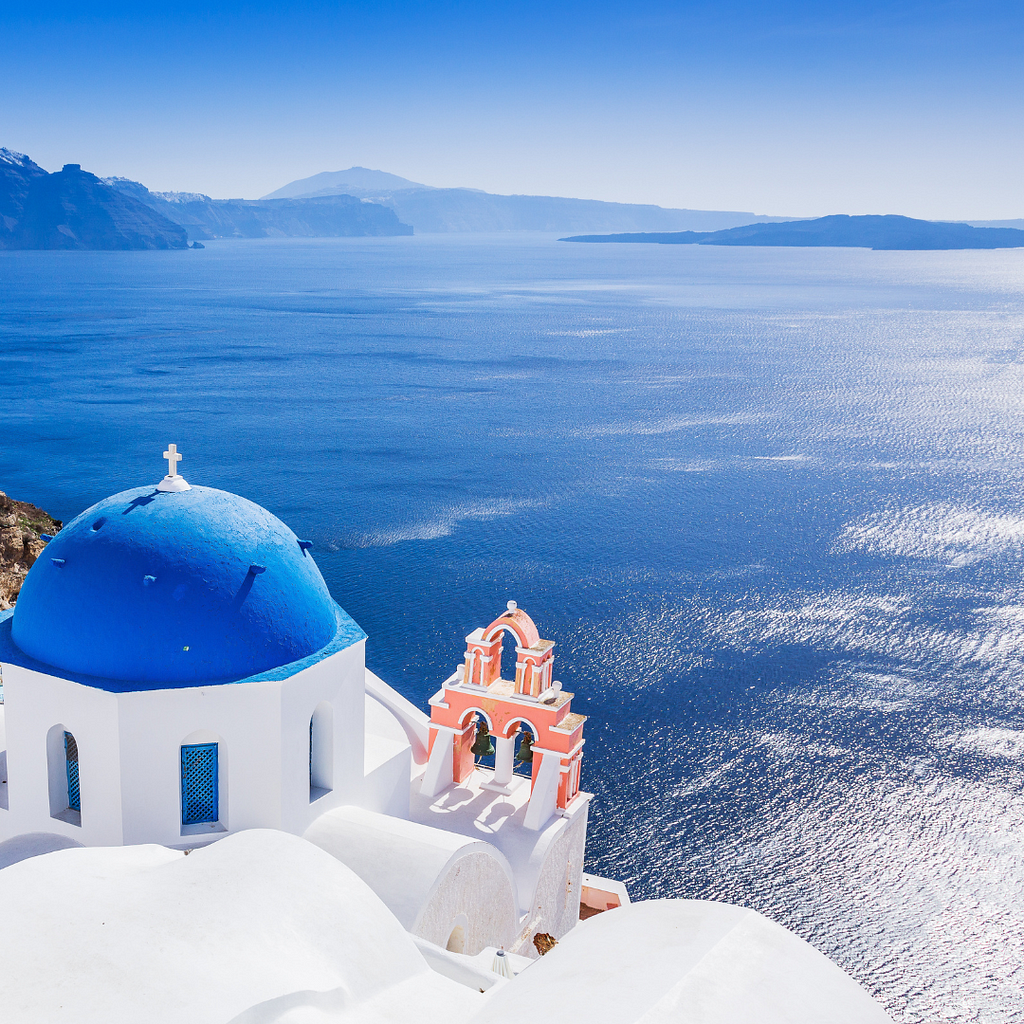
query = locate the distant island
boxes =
[560,215,1024,251]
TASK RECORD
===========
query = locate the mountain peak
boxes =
[261,166,429,200]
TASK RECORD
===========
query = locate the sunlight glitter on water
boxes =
[2,237,1024,1021]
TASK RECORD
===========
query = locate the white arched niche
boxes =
[309,701,333,801]
[46,723,80,826]
[445,914,470,954]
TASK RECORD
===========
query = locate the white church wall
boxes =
[0,704,7,812]
[118,680,283,847]
[278,640,367,835]
[0,637,369,849]
[0,664,123,846]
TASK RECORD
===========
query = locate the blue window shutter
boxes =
[64,732,80,812]
[181,743,219,825]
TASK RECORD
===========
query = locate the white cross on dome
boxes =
[157,442,191,492]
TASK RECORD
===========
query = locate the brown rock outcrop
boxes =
[0,491,62,610]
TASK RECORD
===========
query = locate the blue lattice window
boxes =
[181,743,219,825]
[64,732,80,813]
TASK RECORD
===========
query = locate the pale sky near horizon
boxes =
[2,1,1022,220]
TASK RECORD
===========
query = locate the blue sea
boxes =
[3,235,1024,1022]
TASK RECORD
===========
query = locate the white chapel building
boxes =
[0,447,895,1023]
[0,446,614,957]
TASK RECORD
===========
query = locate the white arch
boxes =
[498,716,540,740]
[456,706,495,730]
[445,916,469,953]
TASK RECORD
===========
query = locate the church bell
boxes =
[516,732,534,763]
[472,720,495,758]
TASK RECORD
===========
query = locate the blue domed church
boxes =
[0,446,614,956]
[0,448,899,1024]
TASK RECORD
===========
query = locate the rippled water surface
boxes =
[3,235,1024,1022]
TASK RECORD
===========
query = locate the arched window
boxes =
[309,702,333,801]
[65,732,80,812]
[46,724,81,825]
[181,743,219,827]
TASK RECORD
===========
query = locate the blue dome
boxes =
[12,485,346,685]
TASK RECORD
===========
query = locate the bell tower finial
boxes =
[157,443,191,493]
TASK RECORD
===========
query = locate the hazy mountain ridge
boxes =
[102,176,412,240]
[264,166,791,233]
[6,150,1020,246]
[0,148,413,249]
[562,214,1024,250]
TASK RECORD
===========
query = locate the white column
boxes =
[493,736,514,786]
[523,750,561,831]
[420,726,456,798]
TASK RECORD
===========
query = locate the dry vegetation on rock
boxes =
[0,492,61,609]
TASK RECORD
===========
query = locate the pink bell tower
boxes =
[421,602,587,831]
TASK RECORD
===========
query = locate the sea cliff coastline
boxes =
[0,492,60,609]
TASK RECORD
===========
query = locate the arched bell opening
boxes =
[498,627,521,683]
[483,622,529,685]
[503,719,539,778]
[471,712,497,771]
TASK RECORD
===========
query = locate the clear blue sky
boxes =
[2,1,1022,218]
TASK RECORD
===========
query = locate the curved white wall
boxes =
[303,804,519,954]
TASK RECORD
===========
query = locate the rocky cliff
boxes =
[0,151,190,250]
[0,493,61,610]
